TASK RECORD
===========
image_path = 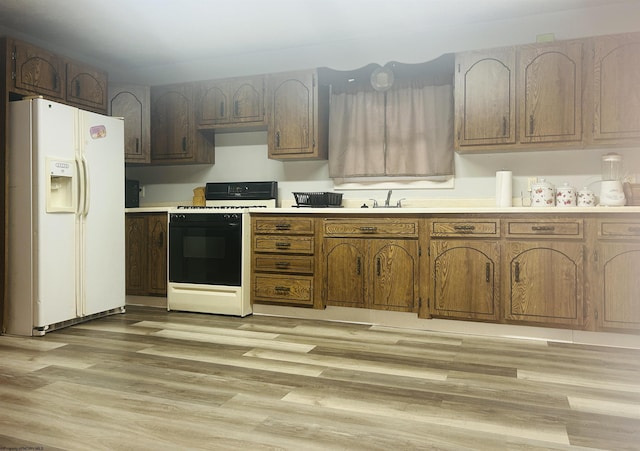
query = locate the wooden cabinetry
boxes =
[109,84,151,164]
[323,218,419,312]
[125,213,167,296]
[518,41,583,144]
[592,32,640,143]
[6,38,107,113]
[197,75,265,128]
[267,69,329,160]
[252,216,319,307]
[454,47,516,147]
[594,219,640,332]
[150,83,214,164]
[427,219,500,321]
[503,219,585,327]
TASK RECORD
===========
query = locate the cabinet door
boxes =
[11,39,65,100]
[230,76,265,124]
[505,241,584,327]
[109,84,150,164]
[370,240,418,312]
[125,215,147,295]
[324,238,366,308]
[198,80,230,125]
[598,243,640,331]
[147,214,167,296]
[268,71,315,158]
[431,240,499,320]
[66,61,107,113]
[593,33,640,141]
[151,84,193,161]
[454,48,516,147]
[518,41,583,144]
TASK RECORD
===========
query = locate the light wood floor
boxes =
[1,306,639,450]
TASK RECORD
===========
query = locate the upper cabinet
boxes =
[592,32,640,143]
[150,83,214,165]
[455,47,516,147]
[6,38,107,114]
[267,69,329,160]
[65,60,108,112]
[455,32,640,152]
[518,41,583,144]
[109,84,151,164]
[197,75,266,129]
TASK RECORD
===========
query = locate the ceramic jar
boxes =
[531,178,555,207]
[577,187,596,207]
[556,183,576,207]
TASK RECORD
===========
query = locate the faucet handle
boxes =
[369,198,379,208]
[396,198,406,208]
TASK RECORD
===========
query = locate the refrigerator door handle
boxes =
[76,158,86,215]
[81,156,90,216]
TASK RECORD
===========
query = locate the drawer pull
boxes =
[275,261,290,269]
[453,225,476,232]
[514,261,521,283]
[531,226,555,232]
[275,242,291,249]
[359,226,378,233]
[274,286,291,293]
[275,223,291,230]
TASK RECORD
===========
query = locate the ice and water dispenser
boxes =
[46,158,76,213]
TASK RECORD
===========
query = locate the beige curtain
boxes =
[328,78,454,179]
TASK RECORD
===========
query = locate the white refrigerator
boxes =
[5,98,125,336]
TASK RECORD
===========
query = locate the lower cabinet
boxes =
[323,218,419,312]
[595,219,640,332]
[125,213,167,296]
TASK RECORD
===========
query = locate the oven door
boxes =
[169,213,242,286]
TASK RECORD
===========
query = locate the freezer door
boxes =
[78,111,125,316]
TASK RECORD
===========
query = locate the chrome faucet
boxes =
[385,190,393,207]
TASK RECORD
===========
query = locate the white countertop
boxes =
[250,206,640,214]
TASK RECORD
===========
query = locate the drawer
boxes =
[253,235,314,254]
[598,220,640,239]
[506,219,583,238]
[253,254,314,274]
[253,217,315,234]
[430,219,499,237]
[323,218,418,238]
[253,274,313,306]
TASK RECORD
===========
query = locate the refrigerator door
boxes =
[7,99,79,335]
[78,111,125,316]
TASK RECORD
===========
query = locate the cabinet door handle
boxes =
[135,137,140,154]
[275,223,291,230]
[531,226,555,232]
[502,116,507,136]
[274,286,291,293]
[376,257,381,276]
[359,226,378,233]
[486,262,490,283]
[356,256,361,275]
[53,74,59,90]
[514,261,520,283]
[157,232,164,248]
[234,100,239,116]
[275,241,291,249]
[275,131,281,148]
[182,137,187,152]
[529,115,534,135]
[75,79,81,97]
[220,101,225,117]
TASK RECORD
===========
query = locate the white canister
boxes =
[531,178,555,207]
[556,183,576,207]
[577,187,596,207]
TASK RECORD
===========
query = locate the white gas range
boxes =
[167,181,277,316]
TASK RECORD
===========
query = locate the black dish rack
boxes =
[293,192,343,207]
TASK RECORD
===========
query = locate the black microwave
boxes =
[125,179,139,208]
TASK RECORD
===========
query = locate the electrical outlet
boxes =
[140,186,146,198]
[623,175,636,184]
[527,177,537,192]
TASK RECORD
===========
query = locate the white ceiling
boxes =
[0,0,632,75]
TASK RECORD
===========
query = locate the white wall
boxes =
[125,2,640,206]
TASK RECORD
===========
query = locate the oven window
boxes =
[169,218,242,286]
